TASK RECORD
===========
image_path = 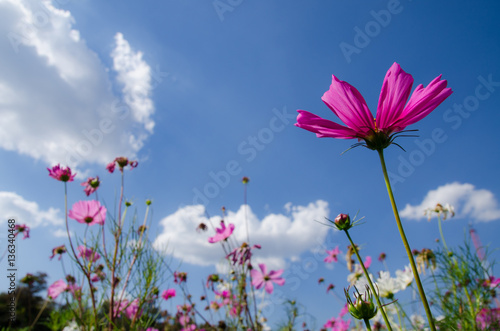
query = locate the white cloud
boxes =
[0,0,155,169]
[0,191,63,228]
[153,200,330,270]
[400,182,500,222]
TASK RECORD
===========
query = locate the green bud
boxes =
[334,213,351,231]
[345,285,378,320]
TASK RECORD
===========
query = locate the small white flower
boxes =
[411,314,425,330]
[395,264,414,290]
[62,321,81,331]
[376,271,401,298]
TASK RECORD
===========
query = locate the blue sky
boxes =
[1,0,500,328]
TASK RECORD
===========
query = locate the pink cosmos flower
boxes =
[125,298,141,319]
[47,279,68,299]
[48,164,76,182]
[81,176,100,196]
[68,200,106,226]
[162,288,176,300]
[250,263,285,294]
[106,156,138,173]
[324,246,341,263]
[14,224,30,239]
[296,62,452,151]
[324,316,351,331]
[483,276,500,289]
[77,245,101,263]
[208,220,235,243]
[476,307,500,330]
[50,244,67,260]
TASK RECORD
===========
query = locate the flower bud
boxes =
[345,285,378,320]
[334,213,351,231]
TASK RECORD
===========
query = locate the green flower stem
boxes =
[363,317,373,331]
[463,286,478,331]
[377,150,436,331]
[437,214,449,251]
[344,229,393,331]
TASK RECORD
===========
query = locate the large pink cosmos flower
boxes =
[47,164,76,182]
[68,200,106,225]
[296,62,452,151]
[250,263,285,294]
[208,220,235,243]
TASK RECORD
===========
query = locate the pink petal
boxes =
[321,75,375,136]
[393,74,452,130]
[376,62,414,133]
[296,110,360,139]
[264,281,274,294]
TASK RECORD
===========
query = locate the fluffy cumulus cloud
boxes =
[0,191,63,228]
[153,200,330,270]
[401,182,500,222]
[0,0,155,168]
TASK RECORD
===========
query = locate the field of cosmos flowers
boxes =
[2,63,499,331]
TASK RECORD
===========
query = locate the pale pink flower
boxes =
[81,176,100,196]
[208,220,235,243]
[125,298,141,319]
[251,263,285,294]
[47,279,68,299]
[162,288,176,300]
[296,62,452,151]
[77,245,101,263]
[324,246,341,263]
[68,200,106,226]
[48,164,76,182]
[14,224,30,239]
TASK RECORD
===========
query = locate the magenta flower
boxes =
[483,276,500,289]
[476,308,500,330]
[14,224,30,239]
[47,164,76,182]
[162,288,176,300]
[68,200,106,226]
[47,279,68,299]
[324,246,341,263]
[50,244,67,260]
[208,220,235,243]
[106,156,138,173]
[174,271,187,284]
[323,317,351,331]
[77,245,101,263]
[250,263,285,294]
[125,298,142,319]
[296,62,452,151]
[81,176,100,196]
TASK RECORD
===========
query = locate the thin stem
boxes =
[463,286,478,331]
[377,149,436,331]
[344,230,393,331]
[437,215,449,251]
[363,317,373,331]
[29,299,48,330]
